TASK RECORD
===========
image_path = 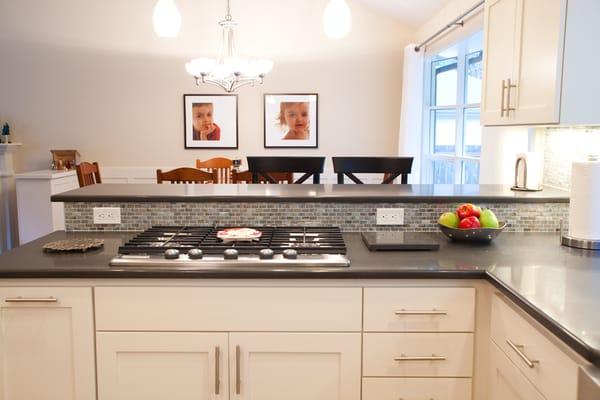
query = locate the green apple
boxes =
[438,212,460,228]
[479,209,500,228]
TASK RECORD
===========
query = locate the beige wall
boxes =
[0,0,414,172]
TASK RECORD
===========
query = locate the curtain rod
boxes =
[414,0,485,52]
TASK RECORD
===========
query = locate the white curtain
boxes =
[397,44,424,183]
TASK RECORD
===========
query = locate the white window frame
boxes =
[421,38,482,184]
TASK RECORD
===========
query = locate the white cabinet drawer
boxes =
[490,294,578,400]
[363,333,474,377]
[490,339,546,400]
[363,378,472,400]
[364,287,475,332]
[95,286,362,332]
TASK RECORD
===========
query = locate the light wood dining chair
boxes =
[76,162,102,187]
[156,168,216,184]
[196,157,233,184]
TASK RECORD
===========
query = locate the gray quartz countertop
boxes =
[0,230,598,366]
[51,183,570,203]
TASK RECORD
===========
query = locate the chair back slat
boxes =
[76,162,102,187]
[156,168,216,184]
[232,171,293,184]
[247,157,325,184]
[332,157,414,184]
[196,158,233,184]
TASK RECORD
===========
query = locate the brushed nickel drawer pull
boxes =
[506,339,539,368]
[501,79,506,117]
[214,346,220,395]
[394,354,446,361]
[235,345,241,395]
[5,297,58,303]
[395,309,447,315]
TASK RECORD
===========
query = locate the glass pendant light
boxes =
[153,0,182,38]
[323,0,352,39]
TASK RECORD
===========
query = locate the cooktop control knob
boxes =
[224,249,239,260]
[259,249,274,260]
[282,249,298,260]
[187,249,203,260]
[164,249,180,260]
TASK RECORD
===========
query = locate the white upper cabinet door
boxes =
[229,333,361,400]
[490,341,546,400]
[511,0,566,124]
[96,332,228,400]
[0,287,96,400]
[481,0,519,125]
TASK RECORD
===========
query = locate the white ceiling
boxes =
[354,0,452,26]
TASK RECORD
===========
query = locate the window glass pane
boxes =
[433,159,455,184]
[432,58,458,106]
[465,51,483,104]
[462,160,480,184]
[432,109,456,155]
[464,108,482,157]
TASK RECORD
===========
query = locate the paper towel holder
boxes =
[511,155,543,192]
[560,220,600,251]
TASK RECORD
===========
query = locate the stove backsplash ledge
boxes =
[64,202,568,233]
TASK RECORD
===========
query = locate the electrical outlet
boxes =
[376,208,405,226]
[93,207,121,224]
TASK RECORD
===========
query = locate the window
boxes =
[422,32,483,184]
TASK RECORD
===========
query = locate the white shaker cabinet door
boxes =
[0,287,96,400]
[481,0,519,125]
[96,332,228,400]
[229,333,361,400]
[511,0,565,124]
[490,341,546,400]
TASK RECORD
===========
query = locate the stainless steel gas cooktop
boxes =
[109,226,350,269]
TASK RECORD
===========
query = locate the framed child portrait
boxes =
[264,93,318,148]
[183,94,238,149]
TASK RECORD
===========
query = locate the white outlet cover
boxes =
[93,207,121,224]
[376,208,405,226]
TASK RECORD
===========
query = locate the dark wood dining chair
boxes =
[247,156,325,184]
[156,168,216,184]
[76,162,102,187]
[196,157,233,184]
[232,170,294,184]
[332,157,414,184]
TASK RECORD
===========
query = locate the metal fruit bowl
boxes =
[438,222,507,242]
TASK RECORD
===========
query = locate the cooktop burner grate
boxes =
[118,226,347,255]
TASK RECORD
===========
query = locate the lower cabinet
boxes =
[0,287,96,400]
[362,377,472,400]
[489,340,546,400]
[230,333,361,400]
[96,332,361,400]
[97,332,229,400]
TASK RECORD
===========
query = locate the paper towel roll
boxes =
[569,156,600,240]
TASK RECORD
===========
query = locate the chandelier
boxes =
[185,0,273,92]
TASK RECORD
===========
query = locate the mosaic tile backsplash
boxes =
[65,202,569,233]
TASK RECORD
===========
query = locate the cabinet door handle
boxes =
[235,345,241,395]
[506,78,517,116]
[501,79,506,117]
[506,339,539,368]
[215,346,220,395]
[5,296,58,303]
[395,309,447,315]
[394,354,446,361]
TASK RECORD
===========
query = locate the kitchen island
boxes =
[3,183,596,400]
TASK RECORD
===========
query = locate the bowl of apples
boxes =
[438,203,507,242]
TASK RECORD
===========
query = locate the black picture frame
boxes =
[183,94,239,149]
[263,93,319,149]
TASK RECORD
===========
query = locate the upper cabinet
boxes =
[481,0,600,126]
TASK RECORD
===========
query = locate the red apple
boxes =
[456,203,482,219]
[458,216,481,229]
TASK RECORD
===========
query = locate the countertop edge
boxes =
[51,194,570,204]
